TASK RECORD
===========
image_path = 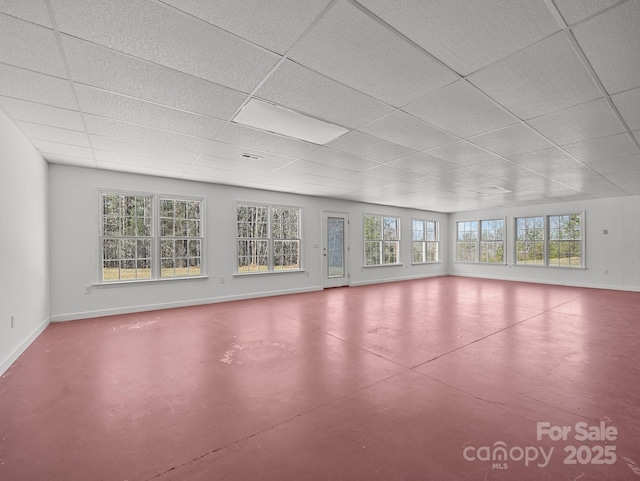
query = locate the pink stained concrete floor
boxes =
[0,276,639,480]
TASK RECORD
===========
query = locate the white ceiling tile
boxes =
[16,121,90,147]
[465,158,532,178]
[62,36,247,120]
[358,0,559,76]
[159,0,332,55]
[0,96,84,131]
[572,0,640,94]
[256,60,393,129]
[612,88,640,131]
[31,139,94,159]
[89,135,198,164]
[290,0,457,107]
[434,168,495,187]
[586,154,640,175]
[468,32,602,119]
[94,151,190,173]
[553,0,622,25]
[562,133,639,162]
[0,0,52,27]
[358,111,457,151]
[469,123,555,158]
[215,123,318,159]
[0,14,66,77]
[203,140,294,170]
[50,0,279,92]
[510,148,584,174]
[275,159,355,180]
[0,64,76,109]
[75,85,225,139]
[528,97,626,145]
[325,130,416,163]
[343,172,396,188]
[405,174,464,191]
[301,147,379,172]
[195,154,282,177]
[403,81,517,138]
[363,164,422,183]
[388,153,459,176]
[84,115,210,153]
[426,141,501,167]
[604,169,640,194]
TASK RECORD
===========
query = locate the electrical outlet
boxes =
[220,276,225,284]
[10,315,15,329]
[84,286,93,295]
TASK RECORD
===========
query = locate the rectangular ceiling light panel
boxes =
[232,98,348,145]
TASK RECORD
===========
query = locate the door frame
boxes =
[321,211,350,288]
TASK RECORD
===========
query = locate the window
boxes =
[456,219,505,264]
[549,214,582,267]
[412,219,439,263]
[456,221,478,262]
[160,198,202,277]
[516,216,544,265]
[236,204,301,273]
[102,194,152,281]
[515,213,583,268]
[100,192,203,282]
[480,219,504,263]
[365,214,400,266]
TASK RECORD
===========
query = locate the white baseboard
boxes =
[350,272,448,287]
[450,272,640,292]
[0,316,50,377]
[50,286,323,322]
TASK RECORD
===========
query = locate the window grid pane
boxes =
[160,198,203,278]
[365,214,400,265]
[101,193,153,281]
[456,221,478,262]
[237,204,301,273]
[516,216,545,265]
[480,219,504,263]
[548,214,581,267]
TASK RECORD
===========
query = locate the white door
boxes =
[322,212,350,288]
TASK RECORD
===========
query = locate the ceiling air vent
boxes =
[241,153,262,161]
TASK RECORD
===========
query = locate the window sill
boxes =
[94,275,209,288]
[411,261,442,266]
[363,263,403,268]
[233,269,306,277]
[454,261,507,265]
[513,264,587,270]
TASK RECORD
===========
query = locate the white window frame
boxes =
[514,212,585,268]
[456,218,506,264]
[455,220,479,263]
[479,218,505,264]
[412,218,439,264]
[235,202,303,275]
[99,190,205,283]
[364,213,401,266]
[515,215,545,266]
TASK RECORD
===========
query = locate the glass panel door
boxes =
[322,212,349,288]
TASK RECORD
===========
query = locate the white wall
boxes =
[448,196,640,290]
[48,164,448,321]
[0,110,50,375]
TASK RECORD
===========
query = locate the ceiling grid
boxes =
[0,0,639,210]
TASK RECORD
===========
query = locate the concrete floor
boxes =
[0,276,639,480]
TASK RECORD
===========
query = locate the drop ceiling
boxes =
[1,0,639,212]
